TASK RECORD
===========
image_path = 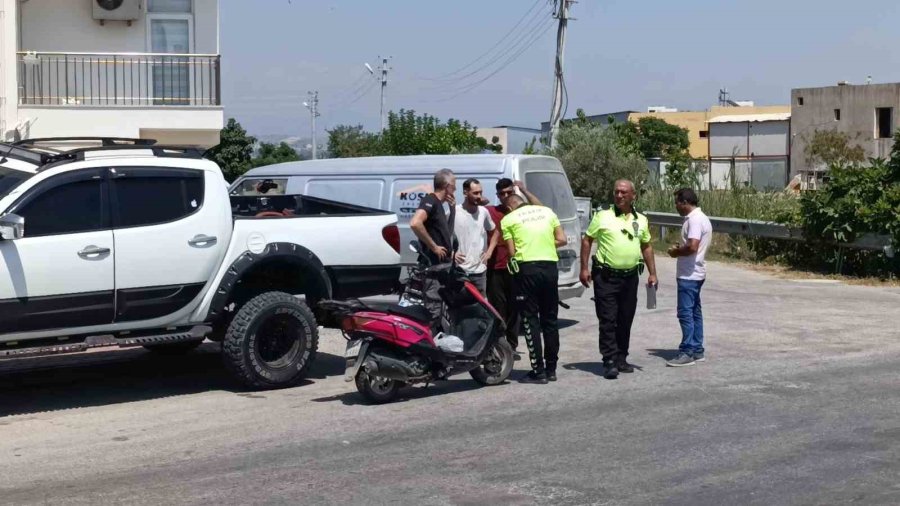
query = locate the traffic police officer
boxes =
[580,179,658,379]
[501,195,568,384]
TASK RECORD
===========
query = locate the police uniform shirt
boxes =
[500,205,561,263]
[585,206,651,270]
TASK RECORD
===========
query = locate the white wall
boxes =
[748,121,789,157]
[19,105,222,146]
[20,0,218,53]
[709,122,748,157]
[0,0,17,138]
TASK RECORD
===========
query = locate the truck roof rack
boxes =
[39,144,206,168]
[0,142,52,165]
[14,137,158,147]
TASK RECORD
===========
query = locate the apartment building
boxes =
[0,0,223,147]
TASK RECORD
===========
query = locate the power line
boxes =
[332,78,378,109]
[428,20,556,102]
[424,9,554,90]
[329,70,372,103]
[423,0,549,81]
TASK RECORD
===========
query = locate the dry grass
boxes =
[650,229,899,288]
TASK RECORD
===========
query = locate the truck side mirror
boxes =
[0,214,24,240]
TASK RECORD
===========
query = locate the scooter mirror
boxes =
[408,241,420,254]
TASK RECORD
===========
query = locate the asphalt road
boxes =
[1,258,900,505]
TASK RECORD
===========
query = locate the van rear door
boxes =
[518,157,584,301]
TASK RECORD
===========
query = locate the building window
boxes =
[834,109,841,121]
[148,0,192,13]
[699,130,709,138]
[876,107,893,139]
[797,97,804,106]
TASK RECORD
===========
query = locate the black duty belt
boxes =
[592,259,642,277]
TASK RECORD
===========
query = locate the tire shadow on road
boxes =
[0,347,349,418]
[310,378,489,406]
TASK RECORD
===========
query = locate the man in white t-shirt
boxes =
[453,178,498,294]
[665,188,713,367]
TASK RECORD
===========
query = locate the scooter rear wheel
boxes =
[355,371,402,404]
[470,339,514,386]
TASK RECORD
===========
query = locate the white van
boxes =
[232,154,585,301]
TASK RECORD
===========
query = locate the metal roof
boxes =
[708,113,791,123]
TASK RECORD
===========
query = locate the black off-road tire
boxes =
[355,370,402,404]
[470,339,514,386]
[222,291,318,389]
[143,339,205,355]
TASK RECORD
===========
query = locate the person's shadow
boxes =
[562,361,646,376]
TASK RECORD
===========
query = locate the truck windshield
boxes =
[0,167,34,200]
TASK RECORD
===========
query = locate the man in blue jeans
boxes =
[665,188,713,367]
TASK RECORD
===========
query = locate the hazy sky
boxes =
[221,0,900,137]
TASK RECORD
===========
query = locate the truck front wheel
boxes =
[222,291,318,389]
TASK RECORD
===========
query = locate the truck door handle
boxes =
[188,234,218,247]
[78,245,111,258]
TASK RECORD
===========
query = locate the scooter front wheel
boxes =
[355,371,402,404]
[470,339,514,386]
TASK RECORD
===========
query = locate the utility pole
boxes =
[548,0,574,149]
[367,57,391,133]
[304,91,320,160]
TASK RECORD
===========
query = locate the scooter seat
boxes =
[365,302,433,326]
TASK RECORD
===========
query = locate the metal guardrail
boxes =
[646,211,895,258]
[17,51,221,107]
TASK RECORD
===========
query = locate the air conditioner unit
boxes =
[93,0,143,23]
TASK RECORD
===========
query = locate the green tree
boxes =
[549,118,648,205]
[326,124,385,158]
[251,142,302,168]
[381,109,496,155]
[205,118,256,182]
[803,129,866,170]
[327,110,500,158]
[796,130,900,275]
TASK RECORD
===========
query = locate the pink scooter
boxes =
[320,255,514,403]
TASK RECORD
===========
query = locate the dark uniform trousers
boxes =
[592,268,639,362]
[487,268,519,350]
[514,261,559,374]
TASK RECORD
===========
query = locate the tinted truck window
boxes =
[114,169,204,227]
[524,172,576,220]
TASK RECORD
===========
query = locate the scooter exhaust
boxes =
[361,350,428,381]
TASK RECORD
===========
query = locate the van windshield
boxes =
[524,172,576,220]
[0,166,34,200]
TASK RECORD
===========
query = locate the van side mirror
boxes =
[0,214,24,240]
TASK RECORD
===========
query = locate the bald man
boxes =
[580,180,657,379]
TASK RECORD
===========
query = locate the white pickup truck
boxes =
[0,138,401,389]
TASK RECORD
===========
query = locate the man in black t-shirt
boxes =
[410,168,457,330]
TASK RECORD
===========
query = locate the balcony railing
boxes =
[17,51,221,107]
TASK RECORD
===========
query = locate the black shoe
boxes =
[513,351,522,362]
[522,370,548,384]
[603,361,619,380]
[617,360,635,373]
[547,370,557,382]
